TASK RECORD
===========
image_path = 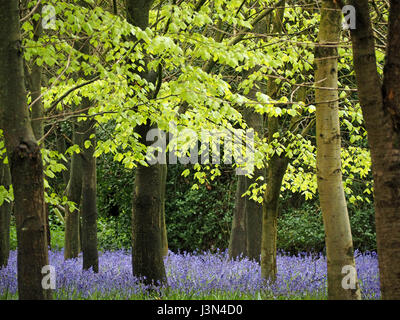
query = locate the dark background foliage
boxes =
[9,155,376,254]
[93,158,376,254]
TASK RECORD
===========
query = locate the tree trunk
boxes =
[30,7,44,143]
[243,109,264,262]
[28,4,51,250]
[240,12,268,263]
[315,0,360,300]
[64,121,83,259]
[348,0,400,299]
[261,151,288,281]
[260,2,286,281]
[132,131,166,284]
[126,0,167,285]
[228,175,247,259]
[56,130,70,186]
[0,0,51,299]
[0,160,12,268]
[160,163,168,257]
[81,115,99,272]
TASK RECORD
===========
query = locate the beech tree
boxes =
[0,0,51,299]
[81,110,99,272]
[228,1,286,262]
[315,0,360,300]
[63,119,83,260]
[63,1,99,271]
[126,0,167,285]
[24,1,51,250]
[261,1,287,281]
[241,18,267,263]
[78,0,99,273]
[348,0,400,299]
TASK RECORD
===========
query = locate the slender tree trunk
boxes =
[315,0,360,300]
[81,115,99,272]
[0,0,51,299]
[261,91,306,281]
[56,130,70,186]
[126,0,167,285]
[261,115,289,281]
[0,160,12,268]
[160,163,168,257]
[239,11,268,263]
[243,109,264,262]
[64,0,95,260]
[260,2,286,281]
[72,1,99,272]
[28,4,51,250]
[261,151,288,281]
[228,175,247,259]
[64,121,83,259]
[348,0,400,299]
[30,7,44,143]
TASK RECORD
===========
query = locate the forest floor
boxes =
[0,250,380,300]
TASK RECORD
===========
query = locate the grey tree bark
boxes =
[228,176,247,259]
[126,0,167,285]
[315,0,360,300]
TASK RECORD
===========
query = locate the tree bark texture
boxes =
[348,0,400,299]
[160,163,168,257]
[0,160,12,267]
[64,121,83,260]
[0,0,51,299]
[261,1,286,281]
[228,175,247,259]
[315,0,360,300]
[126,0,167,285]
[81,114,99,272]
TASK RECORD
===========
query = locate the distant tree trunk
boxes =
[261,90,306,282]
[238,12,268,263]
[28,4,51,250]
[315,0,360,300]
[0,0,51,299]
[0,160,12,268]
[126,0,167,285]
[29,6,44,143]
[228,175,247,259]
[261,148,288,281]
[348,0,400,299]
[260,2,286,281]
[64,121,83,260]
[56,130,70,186]
[261,114,289,281]
[81,113,99,272]
[243,109,264,262]
[64,0,97,260]
[72,1,99,272]
[160,164,168,257]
